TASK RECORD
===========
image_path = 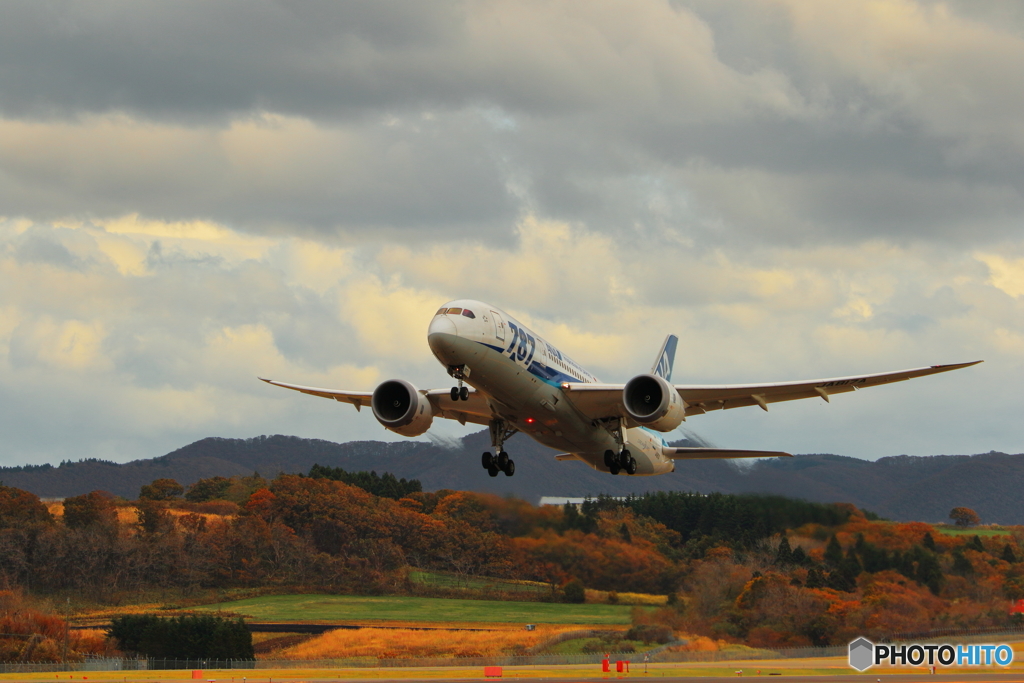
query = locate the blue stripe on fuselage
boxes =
[475,340,584,387]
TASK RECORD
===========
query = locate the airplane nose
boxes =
[428,314,457,340]
[427,315,459,362]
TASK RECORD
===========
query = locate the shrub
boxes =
[625,624,673,644]
[109,614,253,659]
[562,579,586,603]
[139,478,184,501]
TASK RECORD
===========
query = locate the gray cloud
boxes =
[2,1,1023,247]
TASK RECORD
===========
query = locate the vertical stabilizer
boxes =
[650,334,678,382]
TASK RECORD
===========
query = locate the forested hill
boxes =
[2,430,1022,523]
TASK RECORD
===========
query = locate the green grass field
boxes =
[194,594,638,625]
[408,570,551,594]
[934,526,1013,537]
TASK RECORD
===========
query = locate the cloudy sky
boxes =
[2,0,1023,467]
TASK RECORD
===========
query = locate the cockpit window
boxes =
[446,307,462,315]
[435,307,447,316]
[461,309,475,319]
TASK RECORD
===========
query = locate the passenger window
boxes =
[447,307,462,315]
[462,309,475,319]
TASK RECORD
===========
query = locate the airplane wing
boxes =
[560,361,982,422]
[258,377,495,427]
[259,378,373,408]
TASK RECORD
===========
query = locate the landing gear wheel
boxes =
[497,451,510,469]
[625,456,638,475]
[503,459,515,476]
[482,452,494,469]
[609,464,621,475]
[450,387,460,401]
[460,386,469,401]
[603,450,616,469]
[619,449,632,469]
[488,466,500,477]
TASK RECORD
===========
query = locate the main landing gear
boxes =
[482,450,514,477]
[482,419,518,477]
[604,449,637,476]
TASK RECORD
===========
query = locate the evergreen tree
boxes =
[805,567,825,589]
[827,568,857,592]
[824,535,843,567]
[308,463,421,499]
[110,615,253,659]
[842,546,863,575]
[913,549,944,595]
[897,551,916,579]
[952,551,974,576]
[923,532,937,551]
[775,536,793,565]
[1003,544,1018,564]
[859,540,890,573]
[969,535,985,553]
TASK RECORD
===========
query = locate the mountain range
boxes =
[2,430,1022,524]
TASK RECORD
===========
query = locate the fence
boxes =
[0,646,854,673]
[3,628,1023,674]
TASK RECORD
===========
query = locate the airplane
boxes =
[260,299,981,478]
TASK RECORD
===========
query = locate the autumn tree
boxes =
[0,486,53,527]
[62,491,117,529]
[185,476,232,502]
[139,478,184,501]
[136,499,173,534]
[949,507,980,527]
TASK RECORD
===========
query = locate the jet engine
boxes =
[371,379,434,437]
[623,373,685,432]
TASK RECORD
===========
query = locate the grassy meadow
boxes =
[194,594,639,625]
[933,525,1014,537]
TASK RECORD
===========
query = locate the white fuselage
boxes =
[427,299,674,475]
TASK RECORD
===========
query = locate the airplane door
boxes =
[491,310,506,342]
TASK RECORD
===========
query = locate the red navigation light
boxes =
[525,417,535,425]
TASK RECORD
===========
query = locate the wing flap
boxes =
[559,383,628,421]
[666,447,792,459]
[426,389,495,426]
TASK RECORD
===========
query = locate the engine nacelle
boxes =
[371,379,434,437]
[623,373,685,432]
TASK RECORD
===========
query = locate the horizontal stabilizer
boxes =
[665,447,792,460]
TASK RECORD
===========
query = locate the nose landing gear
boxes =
[448,365,471,401]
